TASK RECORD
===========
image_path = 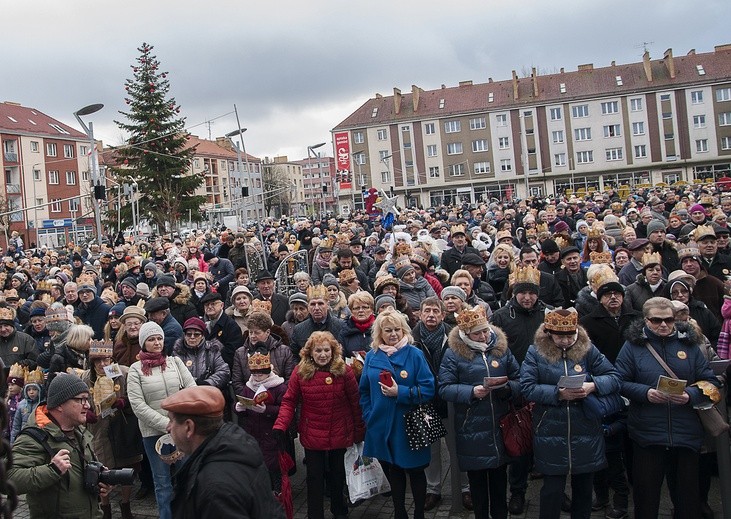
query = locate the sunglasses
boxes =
[185,332,203,338]
[646,317,675,325]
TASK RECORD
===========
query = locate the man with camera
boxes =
[8,372,130,518]
[162,385,285,519]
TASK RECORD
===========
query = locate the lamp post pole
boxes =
[308,142,326,218]
[225,129,249,226]
[74,103,104,244]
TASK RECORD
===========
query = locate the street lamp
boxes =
[225,129,253,222]
[73,103,104,244]
[308,142,326,217]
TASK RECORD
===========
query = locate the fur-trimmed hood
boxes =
[329,291,348,312]
[624,318,703,348]
[328,255,361,271]
[532,323,592,364]
[151,282,192,305]
[447,324,509,361]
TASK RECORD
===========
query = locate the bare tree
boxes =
[261,163,293,217]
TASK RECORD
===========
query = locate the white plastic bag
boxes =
[344,442,391,503]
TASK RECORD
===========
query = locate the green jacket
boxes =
[8,404,101,519]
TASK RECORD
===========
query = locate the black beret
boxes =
[199,292,223,305]
[144,297,170,313]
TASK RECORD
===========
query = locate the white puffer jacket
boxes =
[128,356,196,437]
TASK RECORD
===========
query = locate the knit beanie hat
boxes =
[47,373,89,409]
[120,277,138,290]
[156,274,176,288]
[541,239,560,254]
[322,273,339,288]
[374,294,396,312]
[182,317,206,334]
[396,264,415,279]
[138,321,165,351]
[647,220,666,235]
[441,286,467,302]
[690,204,706,215]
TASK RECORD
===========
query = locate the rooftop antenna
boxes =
[203,119,214,140]
[634,41,654,54]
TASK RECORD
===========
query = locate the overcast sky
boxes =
[2,0,728,162]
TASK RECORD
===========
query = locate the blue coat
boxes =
[438,325,520,471]
[75,296,111,340]
[520,324,620,475]
[359,344,434,469]
[337,317,373,358]
[615,320,719,452]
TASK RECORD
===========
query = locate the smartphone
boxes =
[379,370,394,387]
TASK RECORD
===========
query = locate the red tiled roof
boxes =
[333,46,731,130]
[0,102,87,139]
[185,135,260,162]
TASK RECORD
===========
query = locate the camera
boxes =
[84,461,135,495]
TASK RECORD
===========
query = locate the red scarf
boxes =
[353,314,375,333]
[139,351,167,376]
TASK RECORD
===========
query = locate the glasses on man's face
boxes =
[71,397,91,406]
[647,316,675,325]
[185,332,202,338]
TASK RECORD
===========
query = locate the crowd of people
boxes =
[0,183,729,519]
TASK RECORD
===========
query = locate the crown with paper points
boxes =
[678,241,701,260]
[338,269,358,285]
[693,225,716,242]
[510,266,541,287]
[544,308,579,334]
[410,247,431,269]
[0,307,15,322]
[374,274,399,293]
[394,242,412,257]
[25,367,44,385]
[251,300,272,313]
[8,363,25,381]
[450,225,466,237]
[700,195,715,206]
[590,251,613,264]
[306,284,329,301]
[319,237,335,251]
[392,255,412,272]
[35,280,53,293]
[587,227,603,240]
[89,340,114,359]
[248,351,271,372]
[456,305,489,333]
[3,289,19,301]
[544,205,556,215]
[45,304,74,323]
[641,252,662,268]
[76,273,96,288]
[553,236,569,250]
[536,223,548,234]
[589,265,619,290]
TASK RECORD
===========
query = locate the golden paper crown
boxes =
[3,289,18,301]
[409,248,430,268]
[248,351,271,371]
[641,252,662,268]
[455,306,489,333]
[374,274,399,293]
[611,202,623,212]
[76,273,95,287]
[395,242,413,257]
[589,265,619,290]
[319,237,335,251]
[393,255,412,272]
[0,307,15,321]
[450,225,466,237]
[89,340,114,359]
[700,195,714,206]
[8,363,25,380]
[553,236,569,250]
[251,300,272,313]
[25,367,44,385]
[338,269,357,285]
[544,205,556,214]
[590,251,613,264]
[678,241,701,260]
[544,308,578,333]
[45,305,74,323]
[336,233,351,245]
[512,266,541,287]
[693,225,716,241]
[587,227,602,239]
[36,280,53,292]
[307,284,329,301]
[536,223,548,234]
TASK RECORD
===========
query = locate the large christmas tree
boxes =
[112,42,204,233]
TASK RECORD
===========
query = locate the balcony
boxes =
[6,184,20,194]
[3,152,18,163]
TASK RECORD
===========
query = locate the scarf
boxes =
[379,335,409,356]
[415,321,446,356]
[246,371,285,392]
[353,314,375,333]
[458,327,497,353]
[139,351,167,376]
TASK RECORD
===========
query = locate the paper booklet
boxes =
[656,375,687,396]
[483,376,508,389]
[236,385,269,407]
[709,359,731,376]
[557,374,586,389]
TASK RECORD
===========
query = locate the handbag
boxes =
[645,343,729,437]
[403,387,448,450]
[499,401,534,457]
[344,442,391,503]
[108,407,144,459]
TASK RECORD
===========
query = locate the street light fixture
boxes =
[73,103,104,244]
[308,142,326,217]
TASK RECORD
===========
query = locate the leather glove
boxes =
[272,429,288,452]
[85,410,98,424]
[195,377,210,386]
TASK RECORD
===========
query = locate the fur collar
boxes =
[532,324,592,364]
[447,324,508,361]
[296,354,346,380]
[151,282,192,305]
[624,319,702,348]
[329,292,348,312]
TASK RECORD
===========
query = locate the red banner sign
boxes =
[334,132,352,189]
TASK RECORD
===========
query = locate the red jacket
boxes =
[274,364,365,451]
[424,272,443,297]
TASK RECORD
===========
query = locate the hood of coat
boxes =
[447,323,508,361]
[151,282,192,305]
[532,323,592,364]
[329,291,348,312]
[624,318,703,348]
[329,255,361,271]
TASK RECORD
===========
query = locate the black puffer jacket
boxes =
[490,298,551,364]
[172,338,230,390]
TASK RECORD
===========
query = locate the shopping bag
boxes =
[344,442,391,503]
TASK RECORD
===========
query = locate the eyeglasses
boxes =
[70,397,91,406]
[352,306,371,312]
[647,317,675,325]
[185,332,203,338]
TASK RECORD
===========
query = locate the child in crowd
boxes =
[5,364,25,441]
[10,367,44,443]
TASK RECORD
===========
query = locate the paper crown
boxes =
[306,284,328,301]
[456,306,489,333]
[89,340,114,359]
[335,233,351,245]
[319,237,335,251]
[0,307,15,322]
[511,265,541,287]
[610,202,623,212]
[248,351,271,371]
[25,367,44,385]
[392,255,412,272]
[587,227,603,240]
[409,247,430,268]
[394,242,413,257]
[693,225,716,241]
[678,241,701,260]
[36,280,54,292]
[338,269,357,285]
[76,273,95,288]
[3,289,19,300]
[544,205,556,214]
[374,274,399,293]
[700,195,714,205]
[45,305,74,323]
[553,236,569,250]
[641,252,662,268]
[544,308,578,333]
[8,363,25,381]
[536,223,549,234]
[589,251,613,264]
[251,299,272,313]
[589,265,619,290]
[450,225,466,236]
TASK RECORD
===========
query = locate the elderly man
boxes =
[204,253,235,303]
[618,238,651,286]
[290,285,344,357]
[75,277,111,340]
[554,246,588,308]
[9,373,110,518]
[153,274,198,327]
[145,297,184,355]
[677,242,725,323]
[253,271,289,325]
[201,292,242,369]
[119,277,141,307]
[282,292,309,340]
[63,281,80,309]
[0,305,36,370]
[694,224,731,283]
[162,386,284,519]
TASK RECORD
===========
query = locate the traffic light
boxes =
[242,187,249,197]
[94,185,106,200]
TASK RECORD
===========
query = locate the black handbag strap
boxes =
[644,342,679,379]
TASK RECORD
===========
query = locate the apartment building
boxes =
[0,101,92,248]
[292,155,337,215]
[332,44,731,209]
[261,156,304,218]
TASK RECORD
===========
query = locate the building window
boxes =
[69,198,79,212]
[50,199,61,213]
[719,112,731,126]
[696,139,709,153]
[81,170,90,182]
[473,161,490,174]
[30,141,39,153]
[635,145,647,158]
[46,143,57,157]
[694,115,706,129]
[378,150,390,161]
[472,139,488,152]
[381,171,390,183]
[377,129,387,140]
[605,148,624,161]
[353,153,366,165]
[554,153,566,166]
[632,122,645,135]
[424,122,435,135]
[401,126,410,133]
[630,98,643,111]
[662,112,673,120]
[48,170,59,184]
[574,128,592,141]
[496,114,507,127]
[426,145,438,157]
[498,137,510,149]
[63,144,74,158]
[469,117,486,130]
[660,94,671,101]
[716,88,731,102]
[35,197,43,207]
[448,164,465,176]
[691,91,704,104]
[500,159,512,172]
[576,151,594,164]
[552,130,564,144]
[403,142,412,149]
[721,137,731,151]
[604,124,621,138]
[429,166,440,178]
[601,101,619,114]
[65,171,76,185]
[572,104,589,118]
[549,107,562,121]
[33,169,41,181]
[446,143,463,155]
[665,132,675,140]
[444,121,461,133]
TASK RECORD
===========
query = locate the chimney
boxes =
[459,80,473,87]
[488,77,493,83]
[560,67,564,73]
[412,85,422,112]
[577,63,593,71]
[687,49,696,55]
[715,44,731,52]
[611,60,616,66]
[512,70,519,101]
[531,67,539,97]
[663,48,676,79]
[393,88,402,115]
[642,50,653,82]
[375,93,383,99]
